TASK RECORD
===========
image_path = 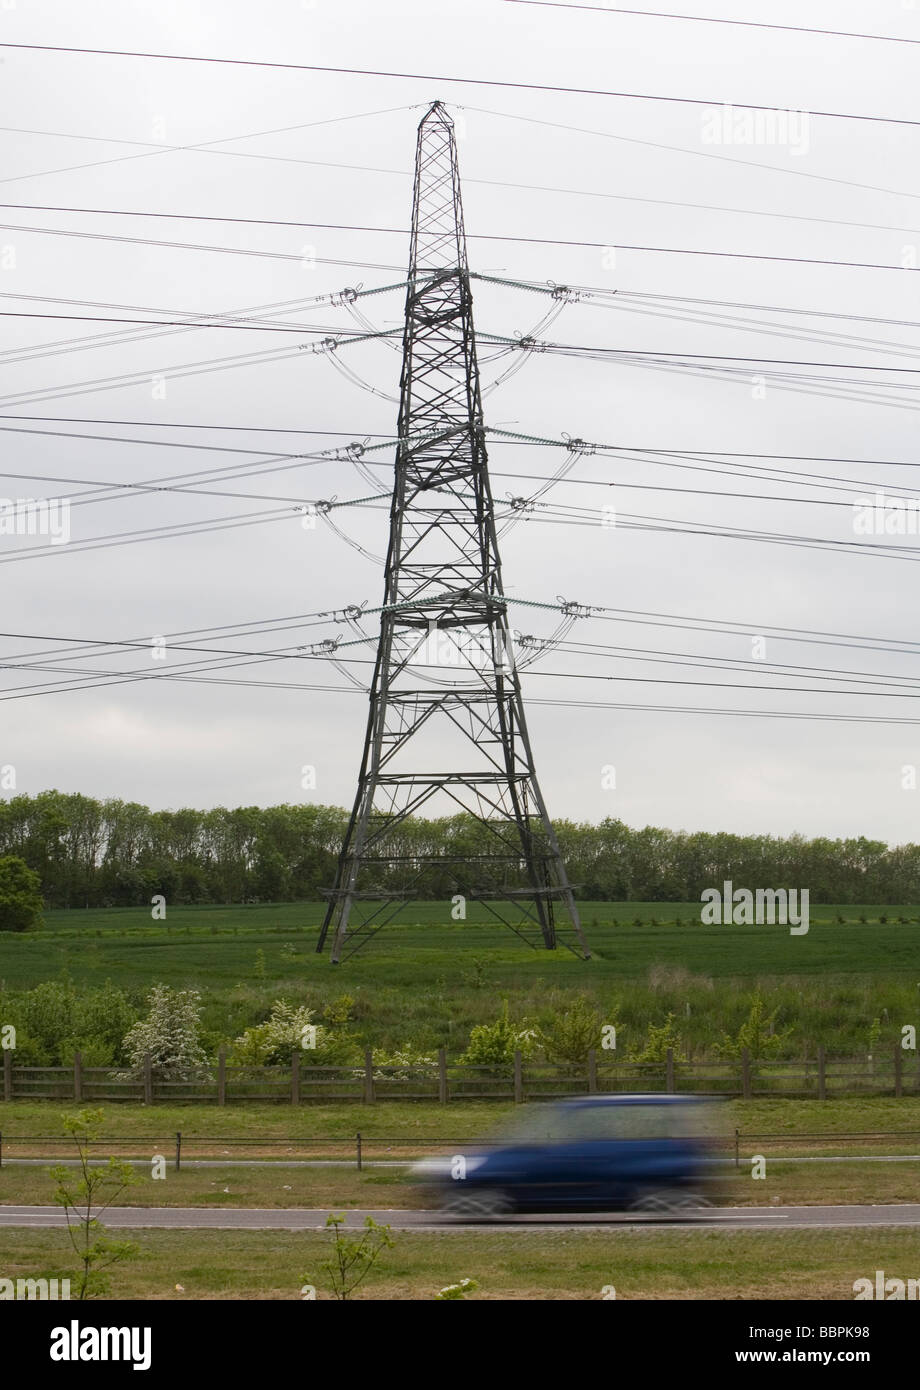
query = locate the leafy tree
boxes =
[49,1108,139,1299]
[119,984,210,1082]
[0,854,43,931]
[303,1214,394,1300]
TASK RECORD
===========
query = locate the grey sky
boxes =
[2,0,919,843]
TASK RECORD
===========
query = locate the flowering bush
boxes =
[370,1046,437,1080]
[230,999,359,1067]
[435,1278,479,1300]
[118,984,210,1082]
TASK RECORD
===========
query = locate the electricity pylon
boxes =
[317,101,589,963]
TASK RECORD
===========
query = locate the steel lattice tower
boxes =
[317,101,589,963]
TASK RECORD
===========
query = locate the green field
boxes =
[1,900,918,1057]
[0,1225,915,1300]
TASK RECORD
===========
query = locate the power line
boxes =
[2,41,917,129]
[501,1,920,48]
[3,412,918,470]
[0,103,420,190]
[7,213,920,277]
[469,103,920,215]
[11,143,920,239]
[0,310,399,335]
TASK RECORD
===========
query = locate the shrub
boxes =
[714,991,792,1061]
[534,996,607,1069]
[230,999,360,1067]
[456,1000,535,1071]
[119,984,210,1082]
[631,1012,684,1064]
[371,1046,437,1080]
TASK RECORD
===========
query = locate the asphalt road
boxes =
[2,1203,920,1231]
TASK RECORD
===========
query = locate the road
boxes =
[2,1203,920,1231]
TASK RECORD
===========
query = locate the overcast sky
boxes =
[2,0,919,843]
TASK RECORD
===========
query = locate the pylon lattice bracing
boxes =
[316,102,590,963]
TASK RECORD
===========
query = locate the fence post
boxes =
[356,1132,362,1172]
[588,1048,597,1094]
[734,1127,740,1170]
[175,1132,181,1172]
[817,1045,826,1101]
[74,1051,82,1103]
[363,1048,375,1103]
[741,1048,752,1101]
[665,1047,675,1094]
[291,1050,300,1105]
[218,1047,226,1107]
[143,1053,153,1106]
[513,1049,523,1104]
[3,1049,11,1102]
[438,1047,448,1104]
[894,1043,903,1098]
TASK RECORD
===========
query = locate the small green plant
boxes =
[303,1213,394,1300]
[253,949,266,980]
[322,993,355,1027]
[457,999,535,1071]
[715,991,792,1061]
[49,1108,139,1300]
[868,1017,882,1054]
[631,1012,683,1064]
[534,996,606,1070]
[460,957,488,989]
[435,1277,479,1300]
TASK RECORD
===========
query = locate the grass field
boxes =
[1,1158,918,1209]
[0,1225,914,1299]
[2,900,918,1056]
[2,904,918,1301]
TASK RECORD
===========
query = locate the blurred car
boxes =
[412,1094,723,1218]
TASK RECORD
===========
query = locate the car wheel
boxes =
[442,1188,513,1219]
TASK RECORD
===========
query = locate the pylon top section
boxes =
[410,101,469,277]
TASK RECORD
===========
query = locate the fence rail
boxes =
[2,1045,918,1104]
[3,1127,920,1172]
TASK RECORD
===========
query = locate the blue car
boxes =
[412,1094,720,1218]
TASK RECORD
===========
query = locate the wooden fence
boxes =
[2,1045,918,1104]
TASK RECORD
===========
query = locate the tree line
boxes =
[0,790,916,908]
